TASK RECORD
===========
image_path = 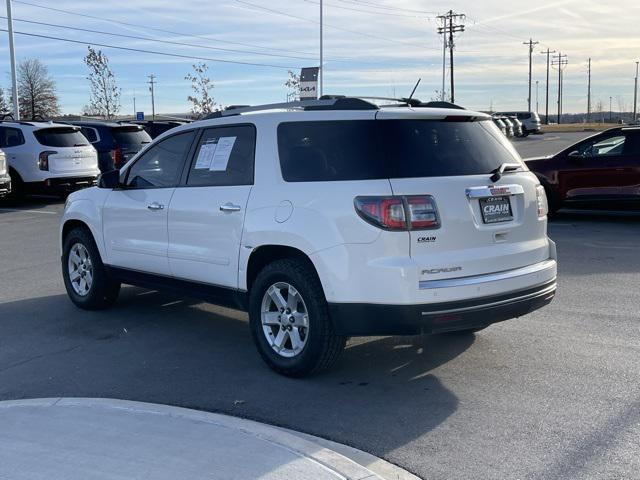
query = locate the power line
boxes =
[0,28,299,69]
[302,0,426,18]
[0,16,318,62]
[12,0,319,59]
[235,0,434,50]
[336,0,438,15]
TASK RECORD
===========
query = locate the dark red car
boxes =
[525,126,640,213]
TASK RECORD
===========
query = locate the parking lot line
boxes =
[0,208,58,215]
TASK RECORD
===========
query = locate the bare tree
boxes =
[17,59,60,120]
[284,70,300,101]
[0,88,10,117]
[616,96,628,116]
[84,46,121,119]
[185,62,216,118]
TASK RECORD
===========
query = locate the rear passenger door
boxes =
[167,124,256,288]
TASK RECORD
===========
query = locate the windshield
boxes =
[278,119,522,182]
[111,126,152,146]
[34,128,89,147]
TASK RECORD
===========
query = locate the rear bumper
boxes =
[329,278,556,336]
[0,173,10,196]
[26,176,97,193]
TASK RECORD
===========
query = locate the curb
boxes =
[0,398,419,480]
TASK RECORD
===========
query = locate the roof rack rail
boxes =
[203,97,379,119]
[420,101,466,110]
[0,119,36,126]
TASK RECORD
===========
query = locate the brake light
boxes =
[38,150,57,171]
[354,195,440,231]
[111,148,123,168]
[536,185,548,217]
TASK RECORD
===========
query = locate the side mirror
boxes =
[97,169,121,189]
[567,150,582,158]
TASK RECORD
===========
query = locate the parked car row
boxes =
[0,118,187,199]
[490,111,542,138]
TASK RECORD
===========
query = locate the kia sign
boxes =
[300,67,319,100]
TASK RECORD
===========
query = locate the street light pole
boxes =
[6,0,20,120]
[610,96,612,123]
[536,80,539,113]
[319,0,323,97]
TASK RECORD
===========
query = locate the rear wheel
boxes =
[62,227,120,310]
[6,169,24,201]
[249,258,345,377]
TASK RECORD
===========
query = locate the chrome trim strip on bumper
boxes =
[421,281,556,316]
[419,259,557,290]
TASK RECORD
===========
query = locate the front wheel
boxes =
[62,227,120,310]
[249,259,345,377]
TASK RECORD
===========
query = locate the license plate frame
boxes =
[479,195,513,224]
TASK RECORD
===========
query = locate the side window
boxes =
[581,135,626,158]
[0,127,25,148]
[80,127,98,143]
[125,131,195,188]
[186,125,255,187]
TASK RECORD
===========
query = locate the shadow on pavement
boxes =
[0,286,474,464]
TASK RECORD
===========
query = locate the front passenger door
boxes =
[102,131,196,275]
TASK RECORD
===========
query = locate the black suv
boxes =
[67,121,152,172]
[132,120,189,139]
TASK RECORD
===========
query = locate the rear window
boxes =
[111,126,152,145]
[277,119,521,182]
[34,128,89,147]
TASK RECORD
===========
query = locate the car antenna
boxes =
[407,78,421,102]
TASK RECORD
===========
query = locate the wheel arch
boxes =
[245,245,325,296]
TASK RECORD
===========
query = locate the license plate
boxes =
[480,196,513,223]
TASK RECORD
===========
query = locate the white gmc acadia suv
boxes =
[60,97,557,377]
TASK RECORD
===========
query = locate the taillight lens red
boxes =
[38,150,57,171]
[111,148,123,167]
[354,195,440,231]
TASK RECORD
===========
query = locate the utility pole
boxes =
[437,10,465,103]
[536,80,539,113]
[540,48,555,124]
[6,0,19,120]
[610,96,613,122]
[319,0,323,97]
[440,25,447,101]
[587,58,591,123]
[634,61,639,122]
[523,38,539,111]
[148,74,156,121]
[552,52,568,124]
[133,90,136,118]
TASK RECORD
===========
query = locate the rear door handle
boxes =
[220,203,242,212]
[147,202,164,211]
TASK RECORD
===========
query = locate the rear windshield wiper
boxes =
[490,163,521,182]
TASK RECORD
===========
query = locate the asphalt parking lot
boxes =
[1,132,638,480]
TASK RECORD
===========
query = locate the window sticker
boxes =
[210,136,237,171]
[194,141,218,169]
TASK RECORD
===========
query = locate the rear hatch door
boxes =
[110,125,152,162]
[375,111,550,279]
[34,127,97,174]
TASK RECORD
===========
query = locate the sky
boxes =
[0,0,639,116]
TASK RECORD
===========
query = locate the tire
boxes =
[521,128,530,137]
[249,258,346,377]
[543,185,561,217]
[6,169,24,201]
[62,226,120,310]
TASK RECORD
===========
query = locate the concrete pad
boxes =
[0,398,417,480]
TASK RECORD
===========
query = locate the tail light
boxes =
[536,185,548,217]
[38,150,57,171]
[110,148,123,168]
[355,195,440,231]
